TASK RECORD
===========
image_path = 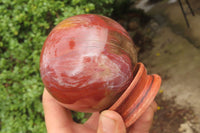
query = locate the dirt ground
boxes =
[133,0,200,132]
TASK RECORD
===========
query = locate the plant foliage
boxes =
[0,0,115,132]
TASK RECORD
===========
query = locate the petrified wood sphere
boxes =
[40,14,138,112]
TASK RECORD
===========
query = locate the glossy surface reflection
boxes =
[40,14,137,112]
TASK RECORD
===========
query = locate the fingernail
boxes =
[100,114,116,133]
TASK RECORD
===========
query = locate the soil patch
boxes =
[151,93,197,133]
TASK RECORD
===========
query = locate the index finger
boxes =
[42,88,73,133]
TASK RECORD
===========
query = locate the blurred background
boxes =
[0,0,199,132]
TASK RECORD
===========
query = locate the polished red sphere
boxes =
[40,14,137,112]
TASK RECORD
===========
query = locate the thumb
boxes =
[97,110,126,133]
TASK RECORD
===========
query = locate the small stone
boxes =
[128,21,139,30]
[178,122,193,133]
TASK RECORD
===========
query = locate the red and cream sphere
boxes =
[40,14,137,112]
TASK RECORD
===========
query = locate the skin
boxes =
[43,88,157,133]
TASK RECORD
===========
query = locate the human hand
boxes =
[43,88,157,133]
